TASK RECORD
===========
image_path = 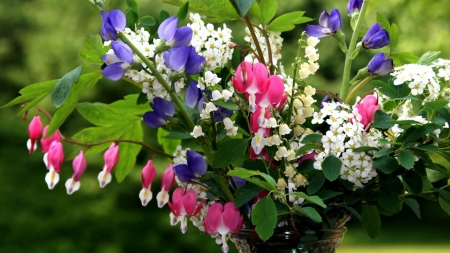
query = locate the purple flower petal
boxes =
[102,22,118,41]
[185,46,205,75]
[363,23,382,42]
[347,0,363,13]
[143,111,167,128]
[152,97,175,117]
[305,25,330,38]
[368,52,393,76]
[185,81,202,108]
[158,16,178,41]
[318,10,329,27]
[171,26,193,48]
[173,164,195,183]
[163,47,189,71]
[102,54,121,65]
[186,150,207,177]
[112,41,134,64]
[108,10,126,31]
[328,8,342,33]
[102,62,127,81]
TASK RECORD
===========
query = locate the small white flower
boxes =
[279,123,292,135]
[191,126,205,138]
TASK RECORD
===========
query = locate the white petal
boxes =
[65,178,80,195]
[139,188,153,206]
[97,170,112,188]
[156,190,170,208]
[45,170,59,190]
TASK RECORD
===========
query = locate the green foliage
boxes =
[157,128,181,155]
[362,204,381,239]
[234,0,255,17]
[163,0,240,22]
[234,183,263,208]
[138,16,156,26]
[259,0,278,25]
[307,173,325,195]
[1,79,57,108]
[251,195,277,241]
[397,150,415,170]
[212,138,249,168]
[267,11,312,32]
[321,155,342,181]
[79,35,108,65]
[115,121,143,182]
[176,1,189,20]
[373,156,398,174]
[126,0,139,29]
[418,51,441,65]
[293,206,322,223]
[289,192,326,208]
[404,198,421,219]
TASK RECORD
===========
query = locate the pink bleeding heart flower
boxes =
[65,150,87,195]
[156,164,175,208]
[232,61,270,112]
[249,106,271,134]
[204,202,243,253]
[168,188,203,234]
[255,75,285,109]
[354,94,380,130]
[44,141,64,189]
[27,116,43,154]
[98,143,119,188]
[40,125,61,153]
[139,160,157,206]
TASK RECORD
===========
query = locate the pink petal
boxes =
[141,160,157,188]
[183,189,198,215]
[171,188,185,216]
[222,202,242,233]
[205,202,223,234]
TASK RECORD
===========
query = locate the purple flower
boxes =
[185,81,203,109]
[143,98,175,128]
[100,10,126,41]
[173,150,207,182]
[368,52,393,76]
[163,46,205,75]
[305,9,342,38]
[102,41,133,81]
[362,23,390,49]
[158,16,193,48]
[347,0,363,13]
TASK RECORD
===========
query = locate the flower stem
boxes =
[244,16,266,65]
[344,76,374,104]
[84,0,102,12]
[118,33,213,161]
[340,0,371,102]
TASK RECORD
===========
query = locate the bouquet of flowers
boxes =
[4,0,450,252]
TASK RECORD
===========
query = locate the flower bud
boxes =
[277,178,288,190]
[295,174,309,187]
[27,116,43,154]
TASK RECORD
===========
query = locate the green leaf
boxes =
[353,146,379,153]
[163,0,240,22]
[126,9,139,29]
[227,167,260,178]
[79,35,108,65]
[176,1,189,20]
[376,12,390,34]
[258,172,276,186]
[234,183,263,208]
[300,133,323,143]
[245,177,277,192]
[212,138,249,168]
[159,10,170,23]
[213,100,237,110]
[126,0,139,12]
[401,170,423,194]
[373,156,398,174]
[373,110,395,129]
[268,11,312,32]
[307,172,325,195]
[404,198,421,219]
[423,99,448,120]
[235,0,255,17]
[321,155,342,181]
[295,144,323,156]
[51,65,83,108]
[157,128,181,155]
[108,94,150,116]
[16,93,49,116]
[115,120,143,182]
[344,206,362,221]
[372,80,397,99]
[77,102,139,127]
[426,169,446,183]
[162,130,193,139]
[418,51,441,65]
[248,0,261,21]
[71,126,125,156]
[362,204,381,239]
[438,195,450,216]
[251,195,277,241]
[377,193,401,213]
[374,147,396,158]
[401,124,440,144]
[138,16,156,26]
[47,72,102,137]
[2,79,57,108]
[260,0,278,25]
[293,206,322,223]
[397,150,415,169]
[390,52,420,66]
[315,190,343,201]
[389,23,399,52]
[290,192,326,208]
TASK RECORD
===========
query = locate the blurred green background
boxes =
[1,0,450,252]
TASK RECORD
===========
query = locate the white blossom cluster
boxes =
[298,37,320,79]
[311,101,386,189]
[188,13,234,71]
[244,26,283,67]
[172,145,189,165]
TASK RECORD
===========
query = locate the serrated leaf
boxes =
[294,206,322,223]
[321,155,342,181]
[157,128,181,155]
[307,172,325,195]
[397,150,415,169]
[251,195,277,241]
[418,51,441,65]
[402,124,440,144]
[138,16,156,26]
[163,0,240,22]
[77,102,139,127]
[296,144,323,156]
[426,169,445,183]
[377,193,401,213]
[235,0,255,17]
[260,0,278,25]
[401,170,423,194]
[362,204,381,239]
[268,12,312,32]
[390,52,420,66]
[290,192,326,208]
[176,1,189,20]
[373,156,398,174]
[373,110,395,129]
[374,147,396,158]
[51,65,83,108]
[438,195,450,216]
[404,198,421,219]
[47,72,102,137]
[115,120,143,182]
[234,183,263,208]
[212,138,249,168]
[79,35,108,65]
[2,79,57,108]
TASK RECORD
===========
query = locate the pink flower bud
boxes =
[168,188,203,233]
[40,125,61,153]
[354,94,380,130]
[45,141,64,190]
[65,150,87,195]
[27,116,43,154]
[98,143,119,188]
[156,164,175,208]
[139,160,157,206]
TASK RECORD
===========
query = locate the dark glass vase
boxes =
[230,228,346,253]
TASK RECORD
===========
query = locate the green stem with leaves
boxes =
[244,16,266,65]
[340,0,371,102]
[344,76,374,104]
